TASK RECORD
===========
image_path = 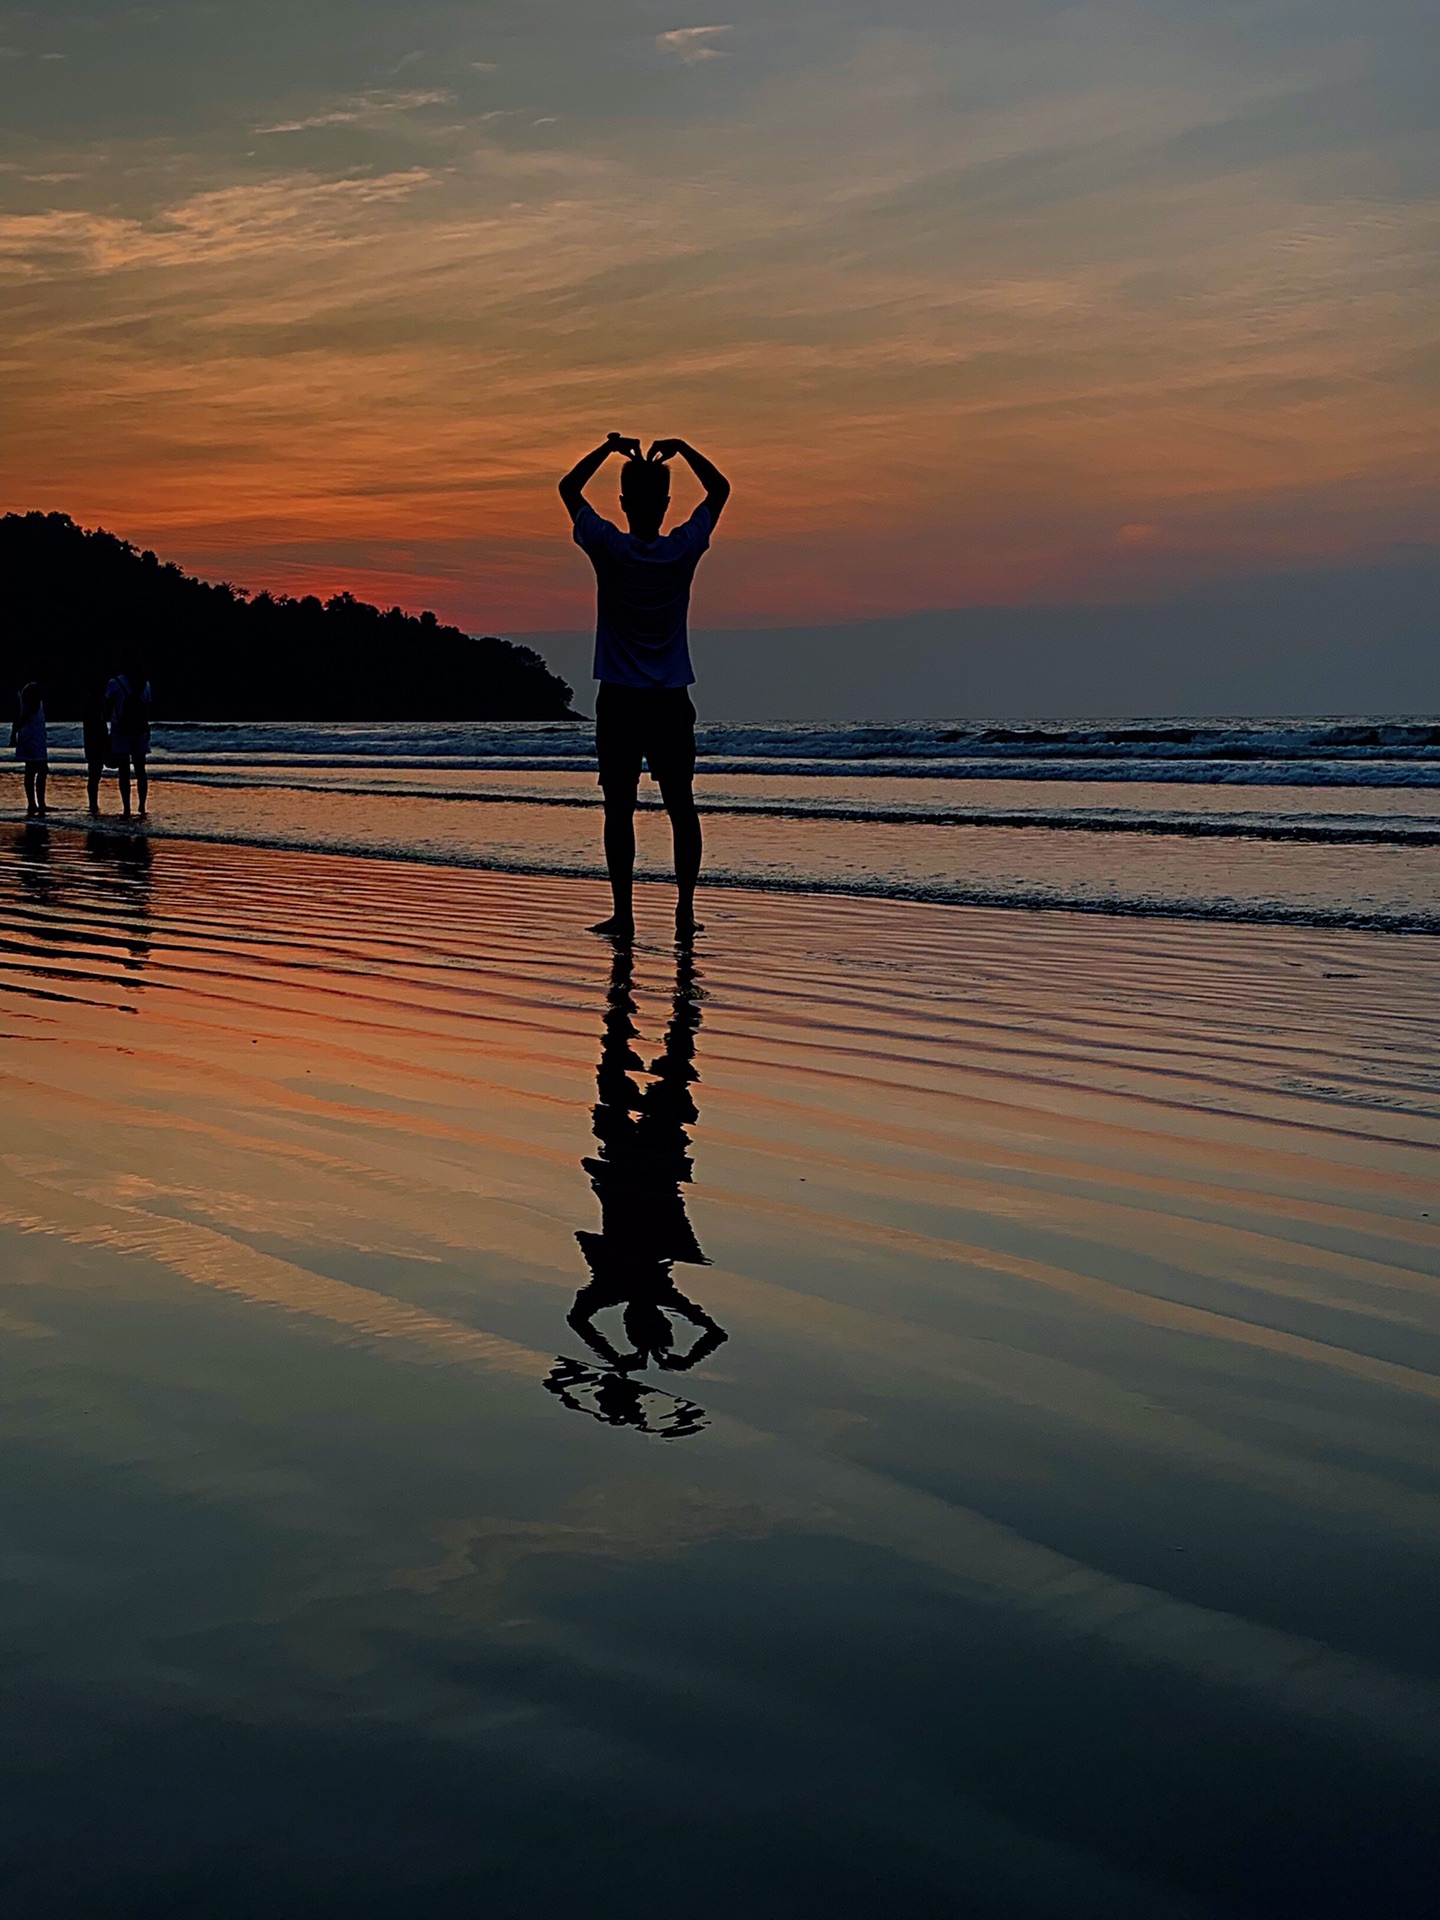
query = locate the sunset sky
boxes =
[1,1,1435,635]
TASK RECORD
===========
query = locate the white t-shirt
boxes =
[573,503,713,688]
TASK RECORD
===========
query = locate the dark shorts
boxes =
[595,684,696,794]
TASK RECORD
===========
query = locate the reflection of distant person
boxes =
[11,818,56,911]
[559,942,726,1390]
[85,829,154,973]
[10,682,48,819]
[559,432,730,941]
[105,664,152,821]
[82,684,110,817]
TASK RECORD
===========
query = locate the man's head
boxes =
[623,1298,676,1364]
[619,456,670,538]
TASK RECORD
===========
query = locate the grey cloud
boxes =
[656,26,732,64]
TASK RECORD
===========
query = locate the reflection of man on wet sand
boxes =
[544,1359,708,1442]
[545,942,726,1436]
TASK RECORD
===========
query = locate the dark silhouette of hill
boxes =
[1,512,576,720]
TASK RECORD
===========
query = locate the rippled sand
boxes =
[0,825,1437,1917]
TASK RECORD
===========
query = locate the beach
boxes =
[0,812,1437,1917]
[5,0,1432,1897]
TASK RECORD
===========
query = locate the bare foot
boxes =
[590,915,635,941]
[675,911,704,939]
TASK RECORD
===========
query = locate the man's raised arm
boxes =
[647,439,731,524]
[558,432,641,523]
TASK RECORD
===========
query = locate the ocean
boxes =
[32,713,1440,932]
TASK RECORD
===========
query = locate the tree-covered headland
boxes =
[1,512,576,720]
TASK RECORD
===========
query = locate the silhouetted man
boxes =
[559,432,731,941]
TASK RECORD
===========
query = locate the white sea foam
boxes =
[35,714,1440,785]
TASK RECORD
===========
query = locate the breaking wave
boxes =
[38,715,1440,787]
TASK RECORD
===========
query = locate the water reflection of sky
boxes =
[0,834,1436,1917]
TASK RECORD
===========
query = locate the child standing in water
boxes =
[10,682,48,819]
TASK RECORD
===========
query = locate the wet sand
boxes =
[9,760,1440,926]
[0,825,1437,1917]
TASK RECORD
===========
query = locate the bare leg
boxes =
[135,755,148,817]
[593,786,637,938]
[118,757,132,819]
[23,766,37,816]
[35,766,47,815]
[88,761,102,815]
[659,776,703,936]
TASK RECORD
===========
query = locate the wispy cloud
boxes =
[656,26,731,65]
[255,89,454,136]
[0,171,435,278]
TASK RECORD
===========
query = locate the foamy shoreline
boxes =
[8,799,1440,934]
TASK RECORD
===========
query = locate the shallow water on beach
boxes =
[0,827,1437,1917]
[10,751,1440,931]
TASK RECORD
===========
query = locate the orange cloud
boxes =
[1,22,1435,631]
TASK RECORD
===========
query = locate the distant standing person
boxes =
[559,431,730,941]
[82,682,110,816]
[105,662,152,821]
[10,681,48,819]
